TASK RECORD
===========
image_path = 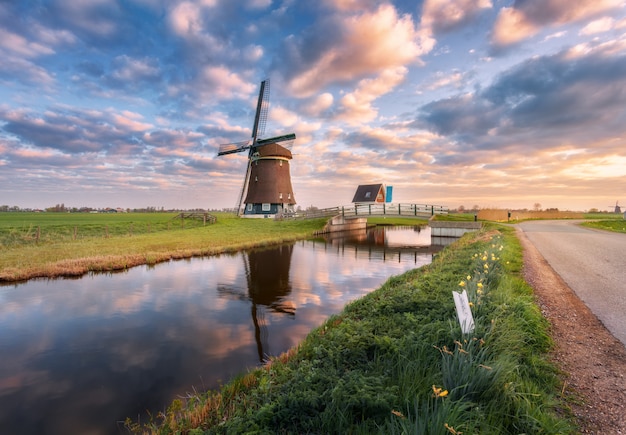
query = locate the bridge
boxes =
[292,203,448,220]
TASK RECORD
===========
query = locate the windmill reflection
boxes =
[217,244,295,362]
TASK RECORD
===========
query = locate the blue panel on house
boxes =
[386,186,393,203]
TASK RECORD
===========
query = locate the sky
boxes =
[1,0,625,212]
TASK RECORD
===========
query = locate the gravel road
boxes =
[517,219,626,346]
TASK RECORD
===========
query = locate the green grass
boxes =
[583,212,623,220]
[0,212,328,281]
[581,219,626,233]
[431,213,477,221]
[137,225,575,434]
[367,217,429,226]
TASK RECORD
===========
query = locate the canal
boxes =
[0,225,445,434]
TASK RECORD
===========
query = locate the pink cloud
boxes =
[492,0,623,48]
[287,4,432,97]
[421,0,493,33]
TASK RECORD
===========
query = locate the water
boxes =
[0,226,443,434]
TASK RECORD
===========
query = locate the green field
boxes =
[581,219,626,233]
[0,212,207,246]
[0,212,328,282]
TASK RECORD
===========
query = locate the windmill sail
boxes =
[251,79,270,146]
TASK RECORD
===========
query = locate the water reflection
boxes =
[0,226,446,435]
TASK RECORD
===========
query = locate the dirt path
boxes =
[517,228,626,434]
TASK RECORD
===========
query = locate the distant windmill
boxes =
[608,201,621,214]
[217,79,297,217]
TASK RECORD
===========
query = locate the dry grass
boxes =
[478,209,584,222]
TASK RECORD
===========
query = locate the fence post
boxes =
[203,214,206,226]
[398,204,401,216]
[342,206,344,217]
[383,203,386,215]
[368,204,371,215]
[431,205,434,216]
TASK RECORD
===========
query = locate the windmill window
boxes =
[279,193,283,199]
[365,192,371,199]
[288,193,291,199]
[246,204,252,212]
[255,176,258,182]
[279,160,283,167]
[262,203,271,211]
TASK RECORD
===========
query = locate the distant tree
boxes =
[457,205,465,212]
[588,208,599,213]
[533,203,542,211]
[472,204,480,212]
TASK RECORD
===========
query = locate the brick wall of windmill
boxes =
[244,144,296,205]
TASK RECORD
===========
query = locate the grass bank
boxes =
[0,213,327,282]
[133,225,574,434]
[581,219,626,233]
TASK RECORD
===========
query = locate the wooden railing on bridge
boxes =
[295,203,448,220]
[173,212,217,225]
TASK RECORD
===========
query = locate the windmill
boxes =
[608,201,621,214]
[217,79,297,217]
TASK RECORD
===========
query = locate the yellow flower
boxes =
[391,410,405,419]
[469,302,474,307]
[466,275,471,280]
[432,385,449,398]
[477,282,483,288]
[444,423,461,434]
[459,280,466,287]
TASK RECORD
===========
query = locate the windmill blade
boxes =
[255,133,296,149]
[217,139,253,156]
[251,79,270,143]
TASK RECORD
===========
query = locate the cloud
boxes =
[299,93,334,117]
[491,0,623,48]
[0,106,156,154]
[579,17,617,35]
[282,4,432,97]
[417,40,626,154]
[336,66,408,125]
[421,0,493,34]
[48,0,122,38]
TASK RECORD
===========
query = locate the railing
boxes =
[173,212,217,225]
[296,203,448,219]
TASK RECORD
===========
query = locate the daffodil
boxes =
[459,280,466,287]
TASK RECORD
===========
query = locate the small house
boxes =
[351,184,392,203]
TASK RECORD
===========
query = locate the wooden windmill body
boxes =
[217,80,296,217]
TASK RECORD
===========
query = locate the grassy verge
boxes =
[133,225,574,434]
[366,217,429,226]
[580,219,626,233]
[0,213,327,282]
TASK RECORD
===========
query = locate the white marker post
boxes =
[452,290,475,334]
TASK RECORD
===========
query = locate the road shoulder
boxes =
[517,227,626,433]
